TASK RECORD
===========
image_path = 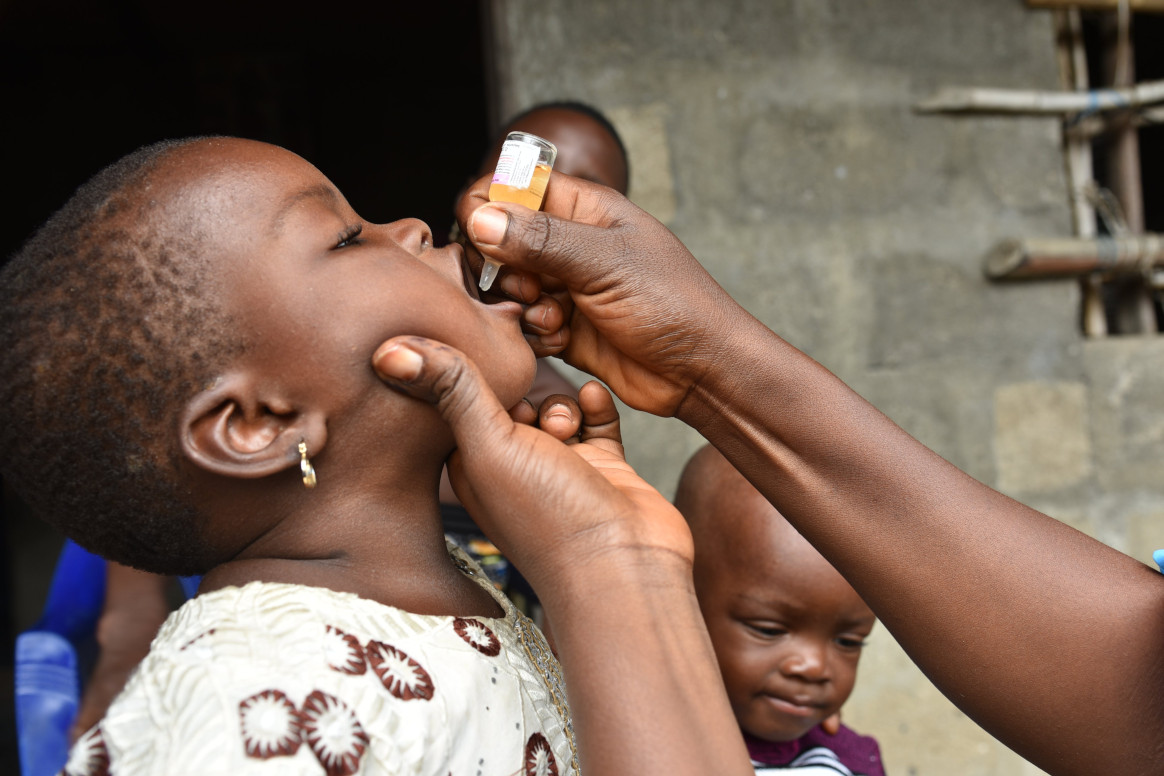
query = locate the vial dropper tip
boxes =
[479,260,501,291]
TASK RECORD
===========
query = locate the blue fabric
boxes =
[1153,549,1164,573]
[178,574,201,598]
[33,539,106,643]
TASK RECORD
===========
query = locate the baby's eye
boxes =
[836,635,867,651]
[335,224,364,249]
[744,622,786,639]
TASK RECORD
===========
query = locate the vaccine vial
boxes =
[479,131,558,291]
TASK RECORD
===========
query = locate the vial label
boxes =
[492,139,541,191]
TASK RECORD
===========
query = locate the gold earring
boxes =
[298,440,317,489]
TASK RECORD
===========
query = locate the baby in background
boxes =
[675,445,885,776]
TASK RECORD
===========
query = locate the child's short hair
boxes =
[0,138,238,575]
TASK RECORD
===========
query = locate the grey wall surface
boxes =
[488,1,1164,773]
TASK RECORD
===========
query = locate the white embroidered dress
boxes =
[64,545,576,776]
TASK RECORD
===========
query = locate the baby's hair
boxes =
[0,137,237,575]
[501,100,630,192]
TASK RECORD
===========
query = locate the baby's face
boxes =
[695,495,876,742]
[171,138,536,430]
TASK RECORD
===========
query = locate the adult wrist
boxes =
[534,528,695,615]
[675,310,783,432]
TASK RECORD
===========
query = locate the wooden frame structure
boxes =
[918,2,1161,335]
[1027,0,1164,12]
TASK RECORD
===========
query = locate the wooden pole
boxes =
[914,79,1164,115]
[984,235,1164,279]
[1054,9,1109,335]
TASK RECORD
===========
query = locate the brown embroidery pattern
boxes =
[62,726,109,776]
[524,732,559,776]
[298,690,369,776]
[453,617,501,657]
[366,640,435,701]
[179,628,217,651]
[323,625,367,675]
[239,689,301,758]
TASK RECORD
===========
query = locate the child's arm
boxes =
[374,336,754,776]
[71,562,171,741]
[455,174,1164,776]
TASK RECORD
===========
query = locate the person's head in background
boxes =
[674,444,876,744]
[484,101,629,195]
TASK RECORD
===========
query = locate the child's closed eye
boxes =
[835,635,867,651]
[335,224,364,249]
[743,621,787,639]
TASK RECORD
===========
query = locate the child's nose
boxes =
[779,642,829,682]
[380,218,434,256]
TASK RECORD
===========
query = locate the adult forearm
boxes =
[678,317,1164,775]
[539,546,753,776]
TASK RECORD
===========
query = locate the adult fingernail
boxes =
[522,304,549,333]
[468,205,508,246]
[546,403,572,420]
[373,343,423,381]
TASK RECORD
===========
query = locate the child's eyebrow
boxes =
[737,590,786,610]
[838,613,877,630]
[271,183,341,233]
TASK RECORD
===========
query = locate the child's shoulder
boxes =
[747,724,884,776]
[799,723,884,776]
[72,576,577,775]
[167,570,511,649]
[170,541,512,642]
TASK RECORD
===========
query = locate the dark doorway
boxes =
[0,2,492,769]
[1134,13,1164,236]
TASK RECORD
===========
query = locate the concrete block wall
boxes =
[489,1,1164,773]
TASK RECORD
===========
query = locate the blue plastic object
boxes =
[1154,549,1164,573]
[16,539,103,776]
[15,631,79,776]
[14,540,202,775]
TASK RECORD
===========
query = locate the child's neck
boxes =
[199,461,504,619]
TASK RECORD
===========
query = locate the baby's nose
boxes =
[780,644,829,681]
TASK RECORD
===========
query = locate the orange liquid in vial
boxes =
[489,163,552,210]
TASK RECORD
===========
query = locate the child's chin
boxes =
[746,720,819,744]
[497,364,539,407]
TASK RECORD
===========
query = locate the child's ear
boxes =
[180,373,327,479]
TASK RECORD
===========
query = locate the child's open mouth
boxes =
[456,245,483,302]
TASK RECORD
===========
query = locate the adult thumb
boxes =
[371,336,514,464]
[462,175,640,290]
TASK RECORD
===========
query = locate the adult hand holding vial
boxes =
[479,131,557,291]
